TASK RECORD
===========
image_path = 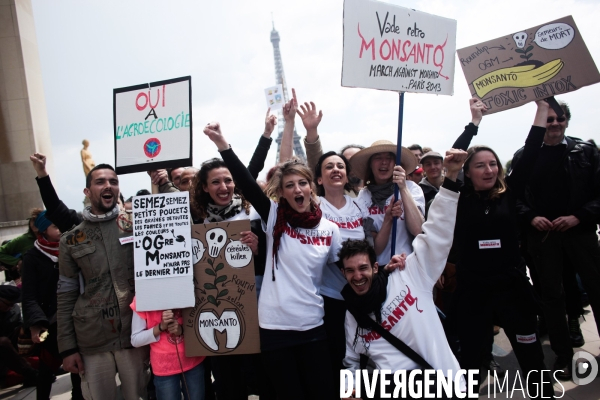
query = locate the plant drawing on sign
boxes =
[184,220,260,357]
[513,32,534,62]
[204,258,228,307]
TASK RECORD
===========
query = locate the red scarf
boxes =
[35,235,59,260]
[271,198,322,281]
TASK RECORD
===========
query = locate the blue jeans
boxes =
[154,362,205,400]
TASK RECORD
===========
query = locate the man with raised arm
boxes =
[512,101,600,380]
[57,164,149,400]
[339,149,468,399]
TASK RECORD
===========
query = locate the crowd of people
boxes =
[0,93,599,400]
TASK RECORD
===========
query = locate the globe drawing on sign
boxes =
[144,138,161,158]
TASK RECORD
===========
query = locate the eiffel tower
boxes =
[270,21,306,162]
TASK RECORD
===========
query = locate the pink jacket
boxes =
[130,297,204,376]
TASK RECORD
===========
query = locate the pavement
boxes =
[479,307,600,399]
[1,308,598,399]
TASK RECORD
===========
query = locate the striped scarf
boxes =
[34,235,59,262]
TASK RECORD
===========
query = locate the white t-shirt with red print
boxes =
[356,181,425,265]
[260,200,342,331]
[319,195,368,300]
[343,188,464,391]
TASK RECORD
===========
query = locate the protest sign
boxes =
[132,192,194,311]
[342,0,457,95]
[114,76,192,174]
[264,84,284,110]
[457,16,600,114]
[184,220,260,357]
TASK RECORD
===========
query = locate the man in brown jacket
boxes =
[57,164,149,400]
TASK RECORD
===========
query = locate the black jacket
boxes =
[418,179,439,205]
[512,136,600,226]
[21,247,59,329]
[36,175,82,232]
[452,126,545,280]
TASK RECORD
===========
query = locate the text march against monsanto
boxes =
[342,0,456,94]
[114,76,192,174]
[133,192,193,280]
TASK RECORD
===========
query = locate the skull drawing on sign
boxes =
[206,227,227,257]
[513,32,528,49]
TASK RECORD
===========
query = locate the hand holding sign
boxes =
[149,169,169,186]
[239,231,259,255]
[162,310,175,326]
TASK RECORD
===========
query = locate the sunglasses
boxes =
[547,116,566,123]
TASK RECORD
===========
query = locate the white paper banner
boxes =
[114,77,191,173]
[342,0,457,95]
[133,192,193,280]
[264,84,284,110]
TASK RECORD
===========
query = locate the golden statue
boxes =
[81,139,96,176]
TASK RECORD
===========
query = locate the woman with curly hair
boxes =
[189,157,267,400]
[190,158,253,222]
[204,120,342,400]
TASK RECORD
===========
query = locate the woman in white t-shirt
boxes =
[349,141,426,265]
[204,122,342,400]
[313,150,367,382]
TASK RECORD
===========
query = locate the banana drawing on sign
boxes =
[457,16,600,114]
[183,220,260,357]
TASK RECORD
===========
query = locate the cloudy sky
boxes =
[30,0,600,210]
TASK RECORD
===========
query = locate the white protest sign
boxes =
[114,76,192,175]
[342,0,457,95]
[133,191,194,311]
[264,84,284,110]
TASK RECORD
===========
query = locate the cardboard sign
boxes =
[342,0,457,95]
[264,84,284,110]
[184,220,260,357]
[457,16,600,114]
[114,76,192,174]
[132,192,195,311]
